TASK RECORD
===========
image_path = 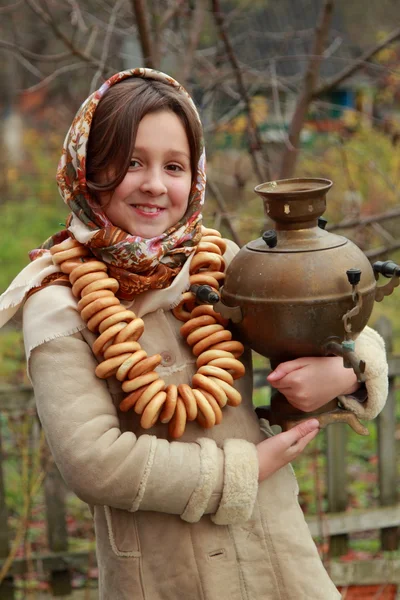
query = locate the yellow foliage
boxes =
[216,96,269,134]
[376,47,397,64]
[298,128,399,223]
[6,167,18,184]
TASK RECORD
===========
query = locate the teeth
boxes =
[133,205,161,213]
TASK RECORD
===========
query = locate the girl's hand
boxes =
[267,356,360,412]
[257,419,319,482]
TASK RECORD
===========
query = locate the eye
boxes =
[166,163,183,172]
[129,159,141,168]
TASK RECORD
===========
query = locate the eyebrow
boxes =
[133,147,190,161]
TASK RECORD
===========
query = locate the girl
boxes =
[0,69,388,600]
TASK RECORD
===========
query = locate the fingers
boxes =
[267,358,306,383]
[256,419,320,482]
[287,427,319,456]
[281,419,320,447]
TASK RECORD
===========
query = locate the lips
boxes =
[131,204,165,215]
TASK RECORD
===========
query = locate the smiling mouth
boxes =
[131,204,165,214]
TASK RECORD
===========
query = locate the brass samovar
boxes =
[197,178,400,435]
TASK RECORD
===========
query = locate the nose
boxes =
[140,168,167,196]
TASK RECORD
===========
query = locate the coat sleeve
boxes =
[338,325,388,420]
[29,332,258,525]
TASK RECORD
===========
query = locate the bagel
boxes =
[116,350,147,381]
[160,385,178,424]
[168,397,187,439]
[140,391,167,429]
[134,378,166,414]
[178,384,198,421]
[192,389,216,428]
[192,373,227,407]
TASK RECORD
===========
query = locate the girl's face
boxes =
[100,110,192,238]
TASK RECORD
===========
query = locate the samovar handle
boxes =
[373,261,400,302]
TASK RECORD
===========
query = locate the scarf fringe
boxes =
[168,280,191,310]
[0,257,59,330]
[0,283,43,329]
[157,359,196,377]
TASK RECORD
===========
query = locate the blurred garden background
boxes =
[1,0,400,597]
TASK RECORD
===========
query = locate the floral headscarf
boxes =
[31,68,206,300]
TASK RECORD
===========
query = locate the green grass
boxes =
[0,197,68,292]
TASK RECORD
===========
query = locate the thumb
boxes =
[267,359,304,382]
[283,419,320,445]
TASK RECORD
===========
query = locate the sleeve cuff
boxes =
[338,326,388,420]
[211,439,258,525]
[181,438,221,523]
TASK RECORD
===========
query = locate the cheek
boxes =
[172,179,191,209]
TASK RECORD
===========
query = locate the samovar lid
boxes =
[247,229,347,253]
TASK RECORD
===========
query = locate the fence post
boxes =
[326,424,348,556]
[375,316,399,551]
[43,448,71,596]
[0,419,15,599]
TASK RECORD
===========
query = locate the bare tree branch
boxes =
[67,0,89,33]
[365,242,400,260]
[196,54,242,100]
[179,0,206,87]
[0,0,23,14]
[159,0,186,29]
[211,0,271,183]
[279,0,334,179]
[7,48,44,79]
[130,0,156,68]
[313,26,400,98]
[24,0,109,70]
[328,207,400,232]
[90,0,125,92]
[0,39,72,62]
[84,25,100,57]
[24,62,89,93]
[206,178,242,247]
[371,221,396,245]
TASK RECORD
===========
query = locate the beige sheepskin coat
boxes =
[23,242,388,600]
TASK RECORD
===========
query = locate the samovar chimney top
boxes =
[254,177,332,197]
[254,177,333,230]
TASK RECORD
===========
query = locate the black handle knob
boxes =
[262,230,278,248]
[373,260,400,278]
[346,268,362,286]
[318,217,328,230]
[190,284,220,305]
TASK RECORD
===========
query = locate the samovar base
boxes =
[259,391,369,436]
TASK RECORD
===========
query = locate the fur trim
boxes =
[130,436,157,512]
[338,326,388,420]
[103,506,141,558]
[181,438,219,523]
[211,439,258,525]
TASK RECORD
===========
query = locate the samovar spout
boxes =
[190,284,243,323]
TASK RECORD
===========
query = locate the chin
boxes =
[127,226,164,239]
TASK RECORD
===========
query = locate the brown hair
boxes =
[86,78,202,193]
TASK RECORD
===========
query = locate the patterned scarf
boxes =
[30,68,206,300]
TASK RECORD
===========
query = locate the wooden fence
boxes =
[0,316,399,597]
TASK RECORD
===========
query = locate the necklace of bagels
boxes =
[50,227,245,438]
